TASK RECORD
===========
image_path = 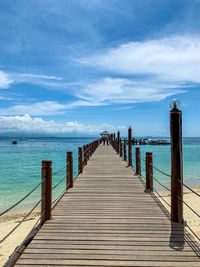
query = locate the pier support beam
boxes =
[170,103,183,224]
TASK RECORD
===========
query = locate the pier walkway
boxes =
[15,145,200,266]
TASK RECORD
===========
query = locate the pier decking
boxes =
[15,145,200,266]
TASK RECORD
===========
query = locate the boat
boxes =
[12,139,17,144]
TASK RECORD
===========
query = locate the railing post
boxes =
[67,152,73,189]
[128,126,132,166]
[41,160,52,225]
[83,145,87,166]
[117,131,120,154]
[78,147,83,174]
[136,147,141,175]
[123,143,127,161]
[145,152,153,191]
[120,142,122,157]
[92,142,94,153]
[170,103,183,224]
[86,144,88,160]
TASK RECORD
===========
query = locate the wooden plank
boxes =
[21,253,199,261]
[15,145,200,266]
[25,248,196,255]
[16,259,200,266]
[27,243,194,251]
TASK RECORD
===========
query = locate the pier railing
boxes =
[111,135,200,242]
[0,139,100,247]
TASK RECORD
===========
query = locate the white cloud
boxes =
[81,35,200,83]
[0,101,67,116]
[10,72,64,88]
[0,100,106,116]
[0,114,125,134]
[0,71,13,89]
[77,77,185,104]
[18,73,62,80]
[0,70,64,90]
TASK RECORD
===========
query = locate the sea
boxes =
[0,137,200,214]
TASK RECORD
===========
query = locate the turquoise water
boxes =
[0,137,96,213]
[0,137,200,214]
[131,137,200,193]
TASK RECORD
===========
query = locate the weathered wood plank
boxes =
[15,145,200,266]
[15,259,200,266]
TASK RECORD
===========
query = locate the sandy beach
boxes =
[160,185,200,239]
[0,211,40,266]
[0,187,200,266]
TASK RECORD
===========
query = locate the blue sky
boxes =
[0,0,200,136]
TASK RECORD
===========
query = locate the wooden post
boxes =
[83,145,87,166]
[67,152,73,189]
[117,131,120,154]
[145,152,153,191]
[78,147,83,174]
[123,143,127,161]
[170,106,183,224]
[136,147,141,175]
[120,143,122,157]
[41,160,52,225]
[128,127,132,166]
[114,133,116,141]
[86,144,88,162]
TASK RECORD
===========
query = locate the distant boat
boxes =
[12,139,17,144]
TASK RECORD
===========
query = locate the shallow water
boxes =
[0,137,96,212]
[0,137,200,213]
[132,137,200,193]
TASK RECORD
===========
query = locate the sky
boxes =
[0,0,200,137]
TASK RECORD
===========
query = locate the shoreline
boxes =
[0,186,200,266]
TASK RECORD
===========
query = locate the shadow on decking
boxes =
[150,189,200,258]
[137,174,200,258]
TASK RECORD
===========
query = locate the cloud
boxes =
[77,77,185,105]
[17,73,62,80]
[0,101,67,116]
[81,35,200,83]
[0,71,13,89]
[0,100,106,116]
[0,114,125,134]
[0,77,185,116]
[10,72,64,88]
[0,70,65,90]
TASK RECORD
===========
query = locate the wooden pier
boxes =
[14,144,200,266]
